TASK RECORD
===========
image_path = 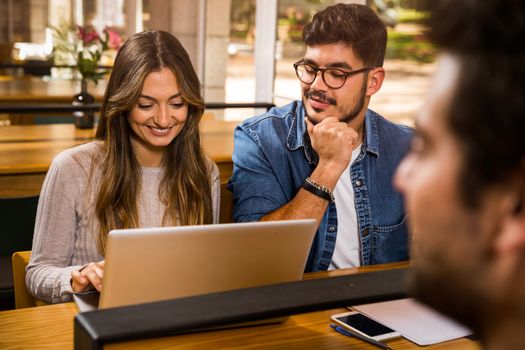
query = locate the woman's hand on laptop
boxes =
[71,260,105,293]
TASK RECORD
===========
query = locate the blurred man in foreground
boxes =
[395,1,525,348]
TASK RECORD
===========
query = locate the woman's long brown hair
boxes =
[94,31,213,254]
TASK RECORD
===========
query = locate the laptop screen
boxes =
[93,219,317,310]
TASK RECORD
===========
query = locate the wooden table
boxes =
[0,77,108,124]
[0,121,237,197]
[0,77,106,103]
[0,263,480,350]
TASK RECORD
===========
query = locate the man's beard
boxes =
[303,78,368,125]
[408,255,487,339]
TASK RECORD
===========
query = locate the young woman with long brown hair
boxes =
[26,31,219,303]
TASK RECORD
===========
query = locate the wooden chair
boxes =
[11,251,36,309]
[219,181,234,223]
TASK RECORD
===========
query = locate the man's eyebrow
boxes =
[327,62,353,70]
[302,59,352,70]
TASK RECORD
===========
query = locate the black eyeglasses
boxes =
[293,60,374,89]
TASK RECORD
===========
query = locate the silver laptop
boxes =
[73,219,317,312]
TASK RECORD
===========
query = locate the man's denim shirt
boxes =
[228,101,413,272]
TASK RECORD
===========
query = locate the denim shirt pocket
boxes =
[368,215,409,264]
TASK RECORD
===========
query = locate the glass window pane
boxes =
[224,0,257,121]
[274,0,334,108]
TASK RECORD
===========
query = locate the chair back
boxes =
[12,251,35,308]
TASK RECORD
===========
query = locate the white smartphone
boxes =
[331,311,401,341]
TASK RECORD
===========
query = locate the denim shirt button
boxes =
[355,180,363,187]
[362,228,369,237]
[328,225,336,232]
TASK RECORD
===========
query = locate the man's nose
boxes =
[310,70,329,90]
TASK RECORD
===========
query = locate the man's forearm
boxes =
[260,188,330,224]
[260,162,342,223]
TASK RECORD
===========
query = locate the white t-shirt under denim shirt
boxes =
[329,143,363,270]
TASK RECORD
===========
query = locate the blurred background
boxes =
[0,0,434,125]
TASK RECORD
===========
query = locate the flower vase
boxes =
[72,80,95,129]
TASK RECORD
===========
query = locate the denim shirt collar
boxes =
[363,110,380,157]
[285,102,316,164]
[286,102,380,164]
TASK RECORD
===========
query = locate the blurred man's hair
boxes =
[303,3,387,67]
[426,0,525,208]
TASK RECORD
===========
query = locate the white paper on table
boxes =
[352,298,472,346]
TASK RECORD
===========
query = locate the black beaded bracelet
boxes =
[301,177,335,203]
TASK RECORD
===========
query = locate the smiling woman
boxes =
[25,31,221,304]
[127,69,189,167]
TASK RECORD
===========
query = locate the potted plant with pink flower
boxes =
[52,23,122,128]
[76,25,122,85]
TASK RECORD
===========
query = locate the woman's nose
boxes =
[154,106,171,127]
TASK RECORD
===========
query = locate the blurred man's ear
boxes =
[495,165,525,255]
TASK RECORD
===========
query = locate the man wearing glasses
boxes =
[229,3,412,272]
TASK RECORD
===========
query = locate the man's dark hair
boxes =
[302,3,387,67]
[426,0,525,208]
